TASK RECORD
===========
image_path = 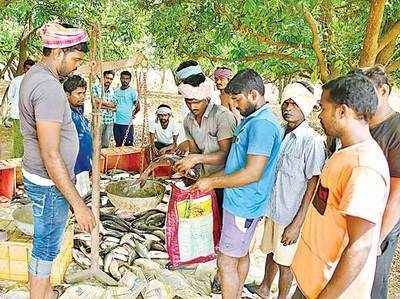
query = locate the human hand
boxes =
[191,177,215,193]
[74,204,96,233]
[151,146,159,157]
[174,147,186,156]
[174,154,200,173]
[281,222,301,246]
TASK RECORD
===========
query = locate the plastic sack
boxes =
[166,184,221,266]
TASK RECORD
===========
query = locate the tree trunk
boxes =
[376,21,399,66]
[376,37,396,66]
[0,53,16,79]
[303,8,330,82]
[16,39,29,75]
[16,15,34,75]
[359,0,386,67]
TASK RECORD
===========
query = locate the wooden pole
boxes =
[65,23,116,286]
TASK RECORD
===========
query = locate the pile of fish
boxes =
[72,208,169,282]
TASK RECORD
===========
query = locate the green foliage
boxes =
[0,0,399,84]
[146,0,400,83]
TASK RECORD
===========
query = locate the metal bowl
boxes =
[12,204,34,236]
[106,179,166,213]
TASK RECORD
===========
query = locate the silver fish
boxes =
[104,251,114,273]
[152,230,165,241]
[134,239,150,259]
[72,248,91,269]
[109,259,122,280]
[143,233,161,242]
[148,250,169,259]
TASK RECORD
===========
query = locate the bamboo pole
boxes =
[65,24,116,286]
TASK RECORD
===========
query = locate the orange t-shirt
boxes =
[292,139,390,299]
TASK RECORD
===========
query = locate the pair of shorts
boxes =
[219,209,260,258]
[260,217,299,267]
[24,178,70,277]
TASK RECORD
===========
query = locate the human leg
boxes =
[113,124,123,147]
[253,253,277,298]
[25,179,69,299]
[277,264,294,299]
[218,209,260,298]
[371,230,399,299]
[101,123,113,148]
[218,253,240,299]
[237,253,251,298]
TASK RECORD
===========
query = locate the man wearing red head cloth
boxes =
[19,22,95,299]
[214,67,242,122]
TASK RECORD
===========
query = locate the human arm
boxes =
[133,98,140,116]
[282,136,325,245]
[37,121,95,232]
[34,82,95,232]
[379,177,400,243]
[318,167,387,298]
[7,79,17,104]
[175,137,233,173]
[175,110,236,172]
[191,154,268,192]
[317,216,375,298]
[95,97,116,109]
[149,132,159,156]
[281,176,319,245]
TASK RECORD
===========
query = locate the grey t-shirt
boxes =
[19,64,79,182]
[183,103,237,175]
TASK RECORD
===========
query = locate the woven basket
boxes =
[106,179,165,213]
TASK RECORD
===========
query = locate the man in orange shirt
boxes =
[291,73,390,298]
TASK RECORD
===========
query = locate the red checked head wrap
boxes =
[40,23,88,49]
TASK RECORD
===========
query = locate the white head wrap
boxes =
[178,77,214,100]
[282,83,316,117]
[157,106,172,115]
[176,65,202,81]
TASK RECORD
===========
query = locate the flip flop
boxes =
[211,277,222,294]
[244,283,258,294]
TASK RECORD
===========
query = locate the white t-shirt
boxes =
[148,117,180,145]
[8,74,24,119]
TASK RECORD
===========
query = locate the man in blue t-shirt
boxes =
[193,69,282,298]
[63,75,93,197]
[113,70,140,146]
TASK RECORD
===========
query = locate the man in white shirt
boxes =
[8,58,35,158]
[149,104,179,155]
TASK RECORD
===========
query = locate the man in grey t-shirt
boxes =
[19,22,95,299]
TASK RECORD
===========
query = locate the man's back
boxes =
[19,64,78,181]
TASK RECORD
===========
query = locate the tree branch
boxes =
[196,51,310,70]
[240,52,310,69]
[377,21,400,53]
[303,6,330,82]
[386,60,400,73]
[214,3,309,51]
[359,0,386,67]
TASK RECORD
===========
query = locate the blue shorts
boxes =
[24,178,70,277]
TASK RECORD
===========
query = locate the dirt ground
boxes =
[0,94,399,297]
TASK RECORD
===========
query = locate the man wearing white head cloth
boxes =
[148,104,180,155]
[248,81,326,299]
[174,66,237,216]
